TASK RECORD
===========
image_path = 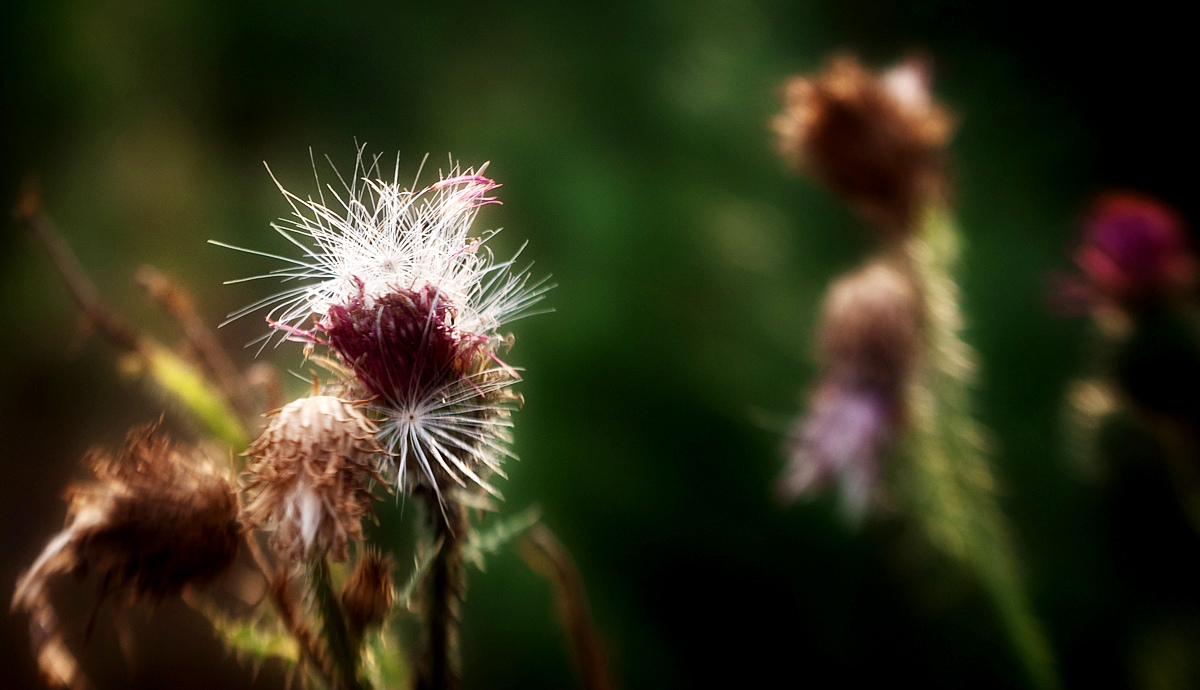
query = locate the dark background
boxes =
[2,1,1196,688]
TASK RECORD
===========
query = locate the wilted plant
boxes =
[774,54,1059,689]
[11,151,610,690]
[13,426,240,690]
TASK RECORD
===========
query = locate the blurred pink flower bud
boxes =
[1073,193,1195,308]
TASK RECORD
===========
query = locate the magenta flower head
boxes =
[220,151,551,505]
[1070,193,1195,309]
[782,382,895,516]
[780,260,922,517]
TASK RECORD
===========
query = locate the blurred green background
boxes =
[2,1,1196,688]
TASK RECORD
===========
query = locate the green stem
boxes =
[417,493,466,690]
[311,556,364,690]
[900,205,1060,690]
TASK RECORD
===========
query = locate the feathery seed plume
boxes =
[221,150,549,504]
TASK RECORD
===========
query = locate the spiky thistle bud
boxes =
[221,151,549,505]
[244,395,384,562]
[341,549,395,639]
[773,54,953,235]
[13,426,240,689]
[780,261,922,515]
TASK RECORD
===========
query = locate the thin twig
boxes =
[518,524,614,690]
[15,180,140,352]
[136,264,255,421]
[14,179,249,448]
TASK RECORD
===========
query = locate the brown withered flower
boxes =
[773,54,953,235]
[341,548,396,640]
[243,395,385,562]
[781,261,923,516]
[12,426,240,690]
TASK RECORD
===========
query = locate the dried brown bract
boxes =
[773,54,953,235]
[12,426,240,689]
[341,549,395,638]
[243,395,385,563]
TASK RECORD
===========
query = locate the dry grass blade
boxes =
[518,524,614,690]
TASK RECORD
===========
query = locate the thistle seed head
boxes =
[325,283,482,403]
[220,151,550,345]
[221,150,551,507]
[244,395,384,562]
[323,281,522,500]
[781,261,923,516]
[773,54,953,235]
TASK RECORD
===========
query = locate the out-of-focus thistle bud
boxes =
[12,426,240,690]
[341,549,395,640]
[773,54,953,235]
[1071,193,1195,310]
[817,261,923,389]
[780,261,923,516]
[244,395,384,562]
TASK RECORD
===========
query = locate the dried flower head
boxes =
[222,150,548,505]
[773,54,953,234]
[341,549,395,637]
[1072,193,1195,308]
[13,426,240,689]
[244,395,385,562]
[780,261,923,515]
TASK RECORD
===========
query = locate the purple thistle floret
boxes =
[780,382,895,518]
[778,260,920,518]
[324,282,481,404]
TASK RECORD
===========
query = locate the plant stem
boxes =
[242,533,337,688]
[311,556,364,690]
[15,181,250,449]
[900,205,1059,690]
[417,492,467,690]
[518,524,614,690]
